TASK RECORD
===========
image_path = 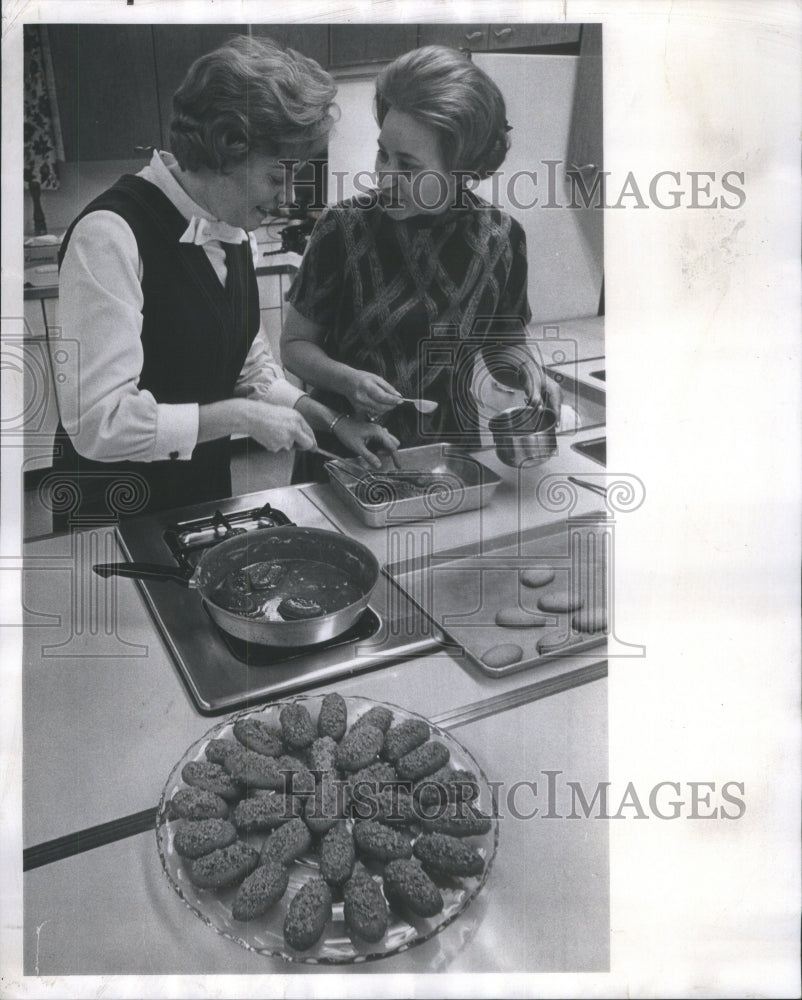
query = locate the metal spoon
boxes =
[400,398,438,413]
[313,445,395,473]
[312,445,345,463]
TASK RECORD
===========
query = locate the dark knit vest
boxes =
[51,175,259,526]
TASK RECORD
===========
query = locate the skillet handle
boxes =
[92,562,192,586]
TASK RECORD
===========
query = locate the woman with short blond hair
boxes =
[52,35,396,528]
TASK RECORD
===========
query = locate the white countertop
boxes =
[21,421,610,975]
[24,678,608,976]
[22,425,608,846]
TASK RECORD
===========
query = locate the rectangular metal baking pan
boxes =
[324,443,502,528]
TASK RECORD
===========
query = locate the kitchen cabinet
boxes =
[49,24,329,161]
[329,24,418,67]
[250,24,328,67]
[566,24,603,177]
[45,23,592,164]
[488,23,580,50]
[417,24,489,51]
[19,337,60,476]
[418,23,580,53]
[152,25,246,152]
[21,292,60,477]
[47,25,161,161]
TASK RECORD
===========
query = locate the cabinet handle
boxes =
[464,30,484,42]
[493,27,514,40]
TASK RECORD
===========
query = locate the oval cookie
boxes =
[170,787,229,821]
[413,832,485,878]
[174,818,237,859]
[319,822,356,887]
[481,643,523,669]
[519,568,556,588]
[232,859,289,922]
[537,631,584,655]
[187,841,259,890]
[494,607,550,628]
[395,741,450,781]
[335,723,384,772]
[284,879,332,951]
[260,816,313,867]
[318,692,347,741]
[383,858,444,918]
[343,870,389,943]
[537,591,584,613]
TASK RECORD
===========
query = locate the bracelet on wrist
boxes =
[328,413,349,433]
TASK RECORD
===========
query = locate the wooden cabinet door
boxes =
[566,24,603,175]
[250,25,329,66]
[152,25,246,152]
[487,23,581,50]
[329,25,418,67]
[48,25,161,161]
[417,24,489,51]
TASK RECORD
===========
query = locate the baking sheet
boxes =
[385,515,609,676]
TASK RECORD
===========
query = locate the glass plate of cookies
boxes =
[155,694,499,964]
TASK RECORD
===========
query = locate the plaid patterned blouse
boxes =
[287,191,531,449]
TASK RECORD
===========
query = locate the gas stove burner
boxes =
[211,607,382,666]
[164,501,293,565]
[114,488,442,712]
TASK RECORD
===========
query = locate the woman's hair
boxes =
[375,46,510,180]
[170,35,338,173]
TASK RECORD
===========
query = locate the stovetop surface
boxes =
[115,486,442,714]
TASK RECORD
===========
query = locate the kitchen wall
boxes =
[24,158,150,237]
[27,51,604,330]
[327,54,604,327]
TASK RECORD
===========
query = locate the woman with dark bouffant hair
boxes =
[282,45,560,481]
[52,35,396,527]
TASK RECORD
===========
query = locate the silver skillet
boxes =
[93,525,379,647]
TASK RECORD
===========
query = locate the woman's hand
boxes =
[539,373,563,418]
[331,416,401,469]
[242,401,317,452]
[513,360,563,418]
[342,369,403,418]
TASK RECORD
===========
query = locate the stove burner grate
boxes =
[163,501,293,568]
